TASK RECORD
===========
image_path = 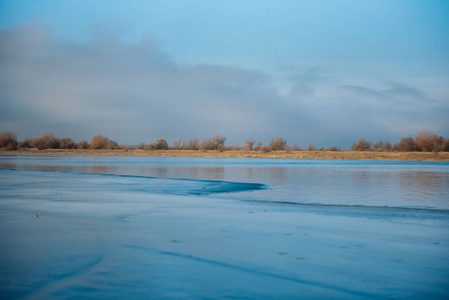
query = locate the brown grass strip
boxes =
[1,149,449,161]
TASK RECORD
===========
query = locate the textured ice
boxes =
[1,155,449,299]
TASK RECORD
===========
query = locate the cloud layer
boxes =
[1,24,448,148]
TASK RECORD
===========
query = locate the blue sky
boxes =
[1,0,448,148]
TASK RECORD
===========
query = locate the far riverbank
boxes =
[1,149,449,161]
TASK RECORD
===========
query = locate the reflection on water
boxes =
[199,167,225,180]
[268,167,287,184]
[1,154,449,210]
[399,172,447,197]
[0,162,17,170]
[91,165,117,174]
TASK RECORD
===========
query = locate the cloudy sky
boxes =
[1,0,448,148]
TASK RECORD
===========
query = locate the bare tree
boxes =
[200,134,226,150]
[372,140,392,152]
[153,138,169,150]
[306,143,315,151]
[172,139,184,150]
[19,139,33,149]
[59,137,76,149]
[34,133,60,150]
[185,138,199,150]
[260,146,270,153]
[415,131,444,152]
[244,139,256,151]
[269,137,287,151]
[77,140,90,149]
[327,146,341,151]
[106,140,119,150]
[137,142,146,150]
[0,131,18,150]
[393,137,419,152]
[442,139,449,152]
[351,139,371,151]
[90,134,109,149]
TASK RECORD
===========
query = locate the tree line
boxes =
[1,131,448,152]
[351,131,449,152]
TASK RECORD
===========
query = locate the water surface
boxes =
[1,154,448,210]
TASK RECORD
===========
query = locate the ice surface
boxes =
[1,155,449,299]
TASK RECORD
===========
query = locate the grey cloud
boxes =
[340,85,397,103]
[287,68,324,85]
[1,23,448,148]
[382,83,426,100]
[0,24,294,144]
[332,84,449,139]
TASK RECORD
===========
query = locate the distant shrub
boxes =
[225,145,241,151]
[415,131,444,152]
[200,135,226,150]
[59,137,76,149]
[19,139,33,149]
[306,143,315,151]
[393,137,419,152]
[136,139,168,150]
[172,139,183,150]
[5,142,18,150]
[254,141,263,151]
[137,143,152,150]
[34,133,60,150]
[77,140,89,149]
[185,138,199,150]
[244,139,256,151]
[90,134,110,149]
[327,146,341,151]
[106,140,119,150]
[153,138,169,150]
[269,137,287,151]
[372,140,392,152]
[260,146,270,153]
[147,144,156,150]
[0,131,18,150]
[351,139,371,151]
[442,139,449,152]
[291,144,302,151]
[137,142,146,150]
[122,145,133,151]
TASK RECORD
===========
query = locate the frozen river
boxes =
[1,154,449,298]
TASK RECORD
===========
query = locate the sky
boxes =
[1,0,448,148]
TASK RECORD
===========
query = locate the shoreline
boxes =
[1,148,449,161]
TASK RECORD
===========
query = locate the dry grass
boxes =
[1,148,449,161]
